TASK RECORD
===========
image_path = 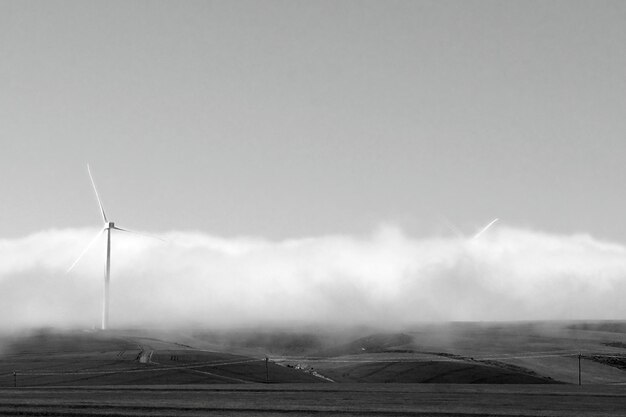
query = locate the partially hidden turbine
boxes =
[67,165,162,330]
[438,215,499,240]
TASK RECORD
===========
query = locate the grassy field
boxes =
[1,384,626,416]
[0,330,323,386]
[1,322,626,415]
[267,322,626,385]
[3,322,626,386]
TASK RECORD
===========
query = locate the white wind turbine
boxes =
[68,165,161,330]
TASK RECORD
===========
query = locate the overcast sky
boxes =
[2,1,626,328]
[1,1,625,241]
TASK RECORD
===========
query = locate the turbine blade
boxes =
[472,218,499,240]
[87,164,108,224]
[112,226,167,242]
[67,229,104,273]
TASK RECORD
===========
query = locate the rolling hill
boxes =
[2,321,626,386]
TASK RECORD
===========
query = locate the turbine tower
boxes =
[68,165,158,330]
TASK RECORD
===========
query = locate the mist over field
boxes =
[1,224,625,330]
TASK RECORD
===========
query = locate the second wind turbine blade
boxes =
[67,229,104,273]
[112,226,167,242]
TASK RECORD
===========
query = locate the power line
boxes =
[14,358,265,377]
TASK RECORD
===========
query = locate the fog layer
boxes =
[1,225,625,330]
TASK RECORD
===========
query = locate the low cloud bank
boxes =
[1,225,625,330]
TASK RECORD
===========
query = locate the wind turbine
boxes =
[68,165,160,330]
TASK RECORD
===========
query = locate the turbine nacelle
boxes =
[106,222,115,229]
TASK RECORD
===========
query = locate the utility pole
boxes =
[578,354,582,386]
[265,357,269,383]
[13,371,16,388]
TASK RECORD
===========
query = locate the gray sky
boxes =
[1,0,626,242]
[3,1,626,328]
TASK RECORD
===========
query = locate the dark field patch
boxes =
[317,333,413,357]
[568,322,626,334]
[585,354,626,371]
[1,384,625,416]
[321,360,552,384]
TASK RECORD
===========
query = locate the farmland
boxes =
[1,384,626,416]
[0,330,322,386]
[1,321,626,415]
